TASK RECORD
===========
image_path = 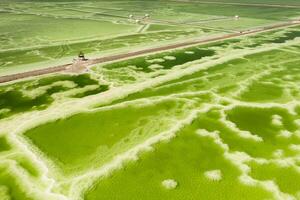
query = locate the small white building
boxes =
[235,15,240,20]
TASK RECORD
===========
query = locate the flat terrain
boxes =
[1,19,299,84]
[0,1,300,200]
[1,0,300,75]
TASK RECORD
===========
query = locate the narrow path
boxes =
[0,20,299,84]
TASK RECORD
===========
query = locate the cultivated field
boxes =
[0,1,300,200]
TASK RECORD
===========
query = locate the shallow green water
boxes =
[0,2,300,199]
[0,73,108,119]
[85,127,273,200]
[25,99,196,175]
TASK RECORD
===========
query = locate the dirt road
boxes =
[0,20,299,84]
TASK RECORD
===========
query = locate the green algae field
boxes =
[1,0,300,200]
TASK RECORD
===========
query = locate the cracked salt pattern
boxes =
[0,22,300,200]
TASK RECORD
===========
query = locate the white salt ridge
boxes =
[289,144,300,151]
[294,119,300,127]
[239,174,257,186]
[164,56,176,60]
[59,85,100,98]
[149,64,164,70]
[184,51,194,54]
[0,108,10,115]
[196,129,229,151]
[272,149,284,158]
[204,170,222,181]
[162,179,178,189]
[225,151,252,173]
[231,68,275,98]
[146,58,165,63]
[23,80,76,99]
[263,180,294,200]
[278,130,293,138]
[275,158,294,168]
[295,130,300,138]
[283,75,293,81]
[0,160,67,200]
[271,115,283,127]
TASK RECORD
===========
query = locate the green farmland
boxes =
[1,1,300,200]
